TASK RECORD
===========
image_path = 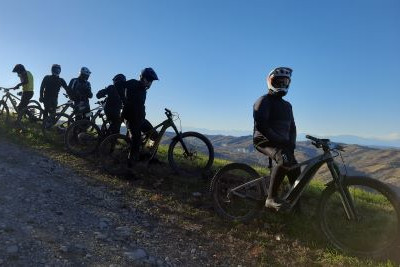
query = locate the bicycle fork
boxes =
[327,161,357,221]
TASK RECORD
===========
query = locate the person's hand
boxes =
[39,97,44,103]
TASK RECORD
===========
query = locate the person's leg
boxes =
[17,91,33,112]
[127,113,144,165]
[106,113,121,136]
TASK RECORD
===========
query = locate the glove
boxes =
[39,97,44,103]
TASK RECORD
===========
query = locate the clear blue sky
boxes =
[1,0,399,140]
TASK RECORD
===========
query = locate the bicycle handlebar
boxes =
[306,135,345,151]
[165,108,172,117]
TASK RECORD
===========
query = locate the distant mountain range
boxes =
[203,134,400,187]
[184,127,400,148]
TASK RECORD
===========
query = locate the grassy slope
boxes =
[0,120,398,266]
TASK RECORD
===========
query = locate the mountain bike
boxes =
[210,135,400,257]
[98,108,214,176]
[41,94,76,142]
[0,87,43,127]
[64,100,110,156]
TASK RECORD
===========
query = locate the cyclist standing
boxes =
[95,74,126,135]
[39,64,70,122]
[68,67,93,120]
[11,64,34,112]
[122,67,158,166]
[253,67,300,211]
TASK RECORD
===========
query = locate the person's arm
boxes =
[39,76,47,102]
[96,87,108,99]
[86,82,93,99]
[13,72,28,89]
[254,97,287,144]
[60,78,71,95]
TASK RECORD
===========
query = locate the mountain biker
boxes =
[95,74,125,135]
[122,67,158,166]
[68,67,93,120]
[11,64,34,112]
[253,67,300,211]
[39,64,70,122]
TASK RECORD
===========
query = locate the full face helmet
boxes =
[267,67,293,95]
[51,64,61,76]
[140,67,159,82]
[79,67,91,80]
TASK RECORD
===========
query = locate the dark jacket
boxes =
[253,93,296,150]
[121,79,147,121]
[40,75,68,101]
[68,78,93,104]
[96,85,122,116]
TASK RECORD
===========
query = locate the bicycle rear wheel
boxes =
[98,134,130,175]
[16,105,43,130]
[168,131,214,175]
[0,101,10,124]
[210,163,265,222]
[318,176,400,256]
[64,120,101,156]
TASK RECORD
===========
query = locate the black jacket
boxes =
[68,78,93,104]
[40,75,68,100]
[96,85,122,116]
[253,93,296,150]
[121,79,147,121]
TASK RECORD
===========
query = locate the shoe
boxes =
[265,198,290,212]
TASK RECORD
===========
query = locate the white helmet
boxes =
[267,67,292,94]
[79,67,91,76]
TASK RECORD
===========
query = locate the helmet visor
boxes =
[271,76,290,88]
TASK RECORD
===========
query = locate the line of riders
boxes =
[3,63,159,168]
[3,64,298,211]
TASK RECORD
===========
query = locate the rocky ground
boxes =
[0,140,253,266]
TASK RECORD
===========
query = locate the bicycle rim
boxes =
[0,101,9,124]
[99,134,130,175]
[211,163,264,222]
[319,176,400,256]
[168,132,214,175]
[65,120,100,156]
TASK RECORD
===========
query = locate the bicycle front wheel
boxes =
[210,163,264,222]
[168,131,214,175]
[0,101,10,124]
[98,134,130,175]
[64,120,101,156]
[318,176,400,256]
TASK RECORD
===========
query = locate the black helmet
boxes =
[140,68,159,81]
[12,64,26,74]
[51,64,61,75]
[112,74,126,84]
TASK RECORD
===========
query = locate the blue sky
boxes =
[0,0,399,141]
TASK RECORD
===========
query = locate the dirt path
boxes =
[0,140,251,266]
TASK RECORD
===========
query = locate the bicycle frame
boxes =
[230,145,357,219]
[0,89,22,111]
[144,111,183,162]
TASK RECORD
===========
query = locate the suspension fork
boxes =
[171,123,190,154]
[327,160,357,220]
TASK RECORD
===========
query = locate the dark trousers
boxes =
[125,116,154,161]
[17,91,33,112]
[105,112,121,136]
[43,98,58,121]
[255,139,301,199]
